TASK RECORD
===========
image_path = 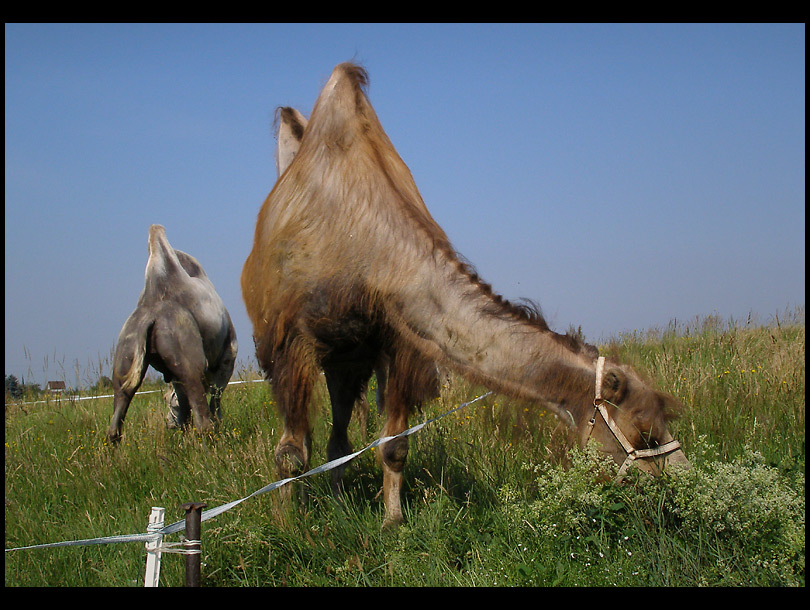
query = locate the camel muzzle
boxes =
[590,357,690,479]
[588,401,691,478]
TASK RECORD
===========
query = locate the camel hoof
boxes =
[382,514,404,530]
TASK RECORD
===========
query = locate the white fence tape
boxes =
[7,378,264,407]
[5,391,492,553]
[5,531,160,552]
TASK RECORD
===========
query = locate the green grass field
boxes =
[5,310,804,586]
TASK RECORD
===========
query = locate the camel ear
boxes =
[602,368,627,404]
[658,390,685,420]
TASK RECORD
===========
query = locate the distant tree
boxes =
[5,374,23,399]
[90,375,113,393]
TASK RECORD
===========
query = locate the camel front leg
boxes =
[376,347,433,527]
[208,325,237,422]
[378,407,410,528]
[270,346,315,510]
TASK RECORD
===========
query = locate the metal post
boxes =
[180,502,206,587]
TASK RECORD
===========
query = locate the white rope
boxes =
[160,391,493,535]
[5,532,161,552]
[5,390,493,551]
[154,540,201,555]
[6,378,264,407]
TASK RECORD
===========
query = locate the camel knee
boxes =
[275,440,309,477]
[381,436,409,472]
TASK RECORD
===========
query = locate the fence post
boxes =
[144,507,165,587]
[180,502,206,587]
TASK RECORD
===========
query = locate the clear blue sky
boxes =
[5,23,805,388]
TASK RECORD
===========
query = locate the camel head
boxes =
[579,357,690,477]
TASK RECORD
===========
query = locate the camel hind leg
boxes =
[107,317,150,444]
[323,360,375,499]
[151,310,214,434]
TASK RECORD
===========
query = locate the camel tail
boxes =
[121,343,146,393]
[113,315,152,394]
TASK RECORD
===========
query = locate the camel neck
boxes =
[387,259,596,424]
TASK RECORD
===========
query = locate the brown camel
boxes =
[273,105,442,432]
[242,63,688,527]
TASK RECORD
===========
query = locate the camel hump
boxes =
[146,224,186,281]
[306,62,375,149]
[148,224,172,260]
[326,62,369,98]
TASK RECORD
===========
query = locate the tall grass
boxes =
[4,310,804,586]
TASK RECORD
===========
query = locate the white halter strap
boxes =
[594,355,605,404]
[589,356,682,477]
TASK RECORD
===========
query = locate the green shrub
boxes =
[666,440,805,586]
